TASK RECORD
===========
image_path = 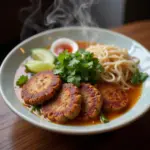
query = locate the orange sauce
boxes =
[55,43,73,55]
[14,41,143,126]
[77,41,96,49]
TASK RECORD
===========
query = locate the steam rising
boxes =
[20,0,99,40]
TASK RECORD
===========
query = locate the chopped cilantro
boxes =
[16,75,28,86]
[100,113,109,123]
[54,50,104,86]
[31,105,41,115]
[131,69,148,84]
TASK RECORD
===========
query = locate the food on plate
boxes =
[100,113,109,123]
[21,71,62,105]
[31,48,55,64]
[99,84,128,112]
[130,69,148,84]
[50,38,78,56]
[25,60,55,73]
[80,83,102,120]
[53,50,104,86]
[14,40,148,125]
[25,48,55,73]
[41,83,81,123]
[86,44,148,89]
[16,75,28,86]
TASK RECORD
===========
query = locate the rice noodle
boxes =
[86,44,139,90]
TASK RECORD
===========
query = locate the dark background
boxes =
[0,0,150,64]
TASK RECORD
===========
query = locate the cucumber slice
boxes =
[31,48,55,64]
[25,60,55,73]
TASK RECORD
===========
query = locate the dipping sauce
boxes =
[54,44,73,55]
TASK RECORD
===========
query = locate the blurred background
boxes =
[0,0,150,63]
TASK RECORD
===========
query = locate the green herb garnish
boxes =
[131,69,148,84]
[54,50,104,86]
[100,113,109,123]
[31,105,41,115]
[16,75,28,86]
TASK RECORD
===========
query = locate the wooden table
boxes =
[0,20,150,150]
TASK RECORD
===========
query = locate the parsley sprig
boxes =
[54,50,104,86]
[16,75,28,86]
[131,69,148,84]
[100,113,109,123]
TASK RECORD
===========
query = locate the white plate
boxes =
[0,27,150,135]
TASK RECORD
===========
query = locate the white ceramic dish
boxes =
[50,38,78,56]
[0,27,150,135]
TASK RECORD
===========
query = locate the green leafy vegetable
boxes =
[54,50,104,86]
[16,75,28,86]
[31,105,41,115]
[131,69,149,84]
[100,113,109,123]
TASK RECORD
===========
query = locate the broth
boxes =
[14,41,143,126]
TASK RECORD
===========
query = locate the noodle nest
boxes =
[86,44,139,90]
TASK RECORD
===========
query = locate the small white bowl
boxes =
[50,38,79,57]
